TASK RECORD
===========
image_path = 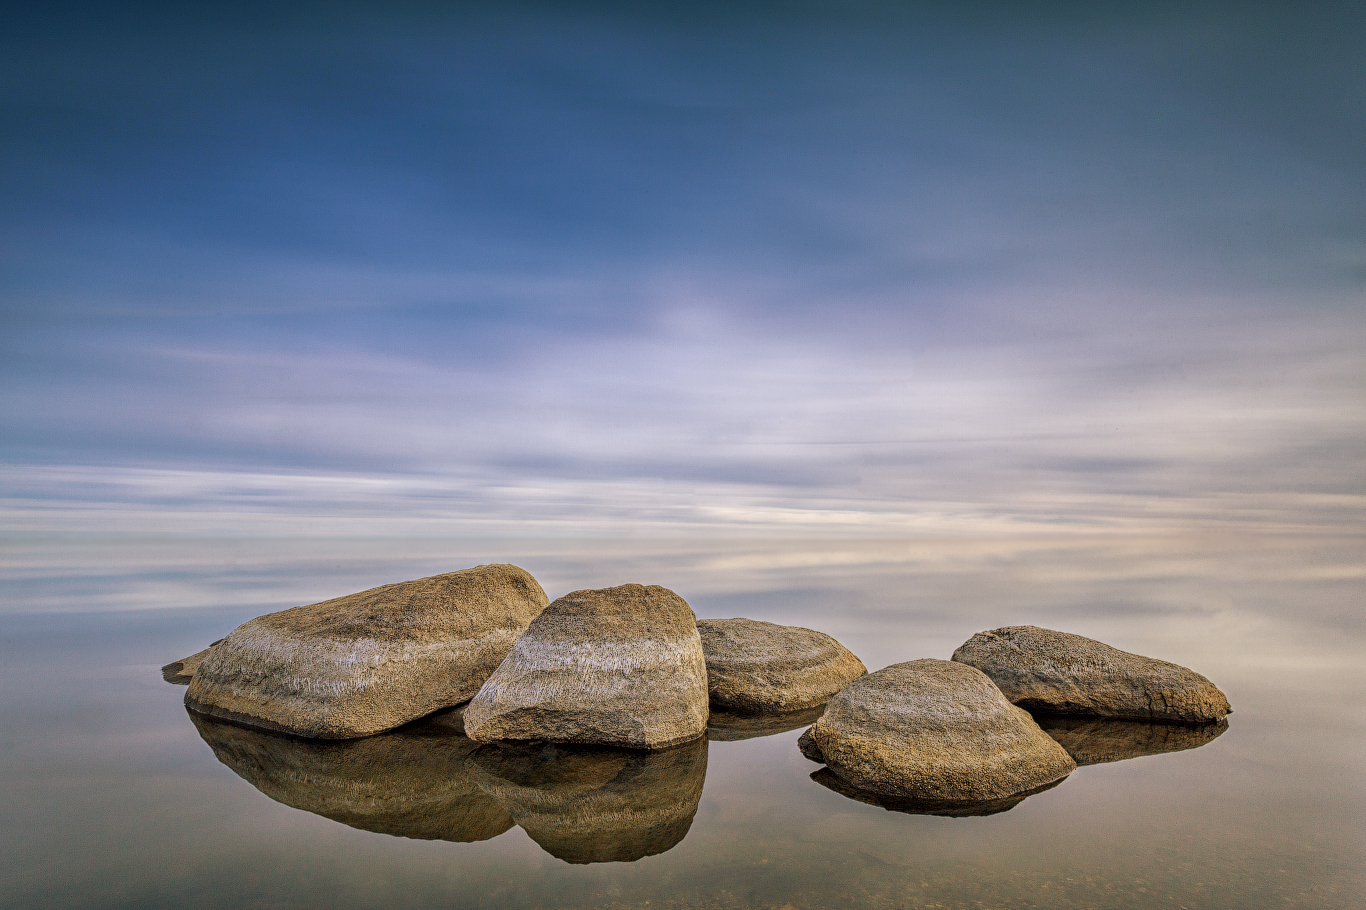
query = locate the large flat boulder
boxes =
[467,738,707,864]
[463,584,709,750]
[697,618,866,713]
[185,564,549,739]
[798,659,1075,802]
[951,625,1231,724]
[190,711,514,842]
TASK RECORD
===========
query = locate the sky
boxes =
[2,0,1363,537]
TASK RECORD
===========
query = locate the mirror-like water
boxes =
[1,535,1361,909]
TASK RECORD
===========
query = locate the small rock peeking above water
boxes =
[697,617,867,713]
[951,625,1232,724]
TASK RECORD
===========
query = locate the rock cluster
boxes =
[167,564,1231,844]
[185,564,549,738]
[951,625,1232,724]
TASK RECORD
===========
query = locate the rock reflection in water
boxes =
[810,767,1065,817]
[189,710,514,842]
[1035,715,1229,766]
[707,705,826,741]
[467,737,708,864]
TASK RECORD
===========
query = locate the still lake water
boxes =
[2,535,1362,909]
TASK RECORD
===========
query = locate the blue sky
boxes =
[2,1,1362,535]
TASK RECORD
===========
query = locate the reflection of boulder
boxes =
[952,626,1231,724]
[707,705,826,741]
[697,618,866,713]
[189,710,514,842]
[1036,715,1229,766]
[467,738,708,864]
[810,767,1063,817]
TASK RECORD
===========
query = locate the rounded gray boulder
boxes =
[463,584,709,750]
[185,564,550,739]
[951,625,1232,724]
[798,659,1075,802]
[697,618,866,713]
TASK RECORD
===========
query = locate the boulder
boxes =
[463,584,709,750]
[190,711,514,842]
[696,618,866,713]
[708,704,826,742]
[951,625,1231,724]
[467,738,708,864]
[1035,715,1229,766]
[161,638,223,684]
[798,659,1075,802]
[185,564,549,738]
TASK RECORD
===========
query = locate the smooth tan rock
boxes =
[1036,715,1229,766]
[697,618,866,713]
[951,625,1232,724]
[463,584,709,750]
[798,659,1075,801]
[185,564,549,738]
[809,767,1064,817]
[161,639,222,684]
[708,704,826,742]
[467,737,708,864]
[189,710,514,842]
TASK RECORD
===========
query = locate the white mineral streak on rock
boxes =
[464,584,709,750]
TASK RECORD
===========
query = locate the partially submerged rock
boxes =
[696,618,866,713]
[951,625,1231,724]
[1036,715,1229,766]
[189,711,514,842]
[463,584,709,750]
[161,639,223,684]
[185,564,550,739]
[798,659,1075,801]
[809,767,1064,818]
[467,737,707,864]
[708,704,826,742]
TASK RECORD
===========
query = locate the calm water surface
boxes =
[1,535,1362,909]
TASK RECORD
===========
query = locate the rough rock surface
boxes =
[1036,715,1229,766]
[708,705,826,742]
[696,618,866,713]
[798,659,1075,801]
[185,564,549,738]
[951,625,1232,724]
[161,639,223,684]
[190,711,514,842]
[467,738,708,864]
[809,767,1064,817]
[463,584,709,750]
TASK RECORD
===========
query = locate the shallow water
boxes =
[1,534,1362,909]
